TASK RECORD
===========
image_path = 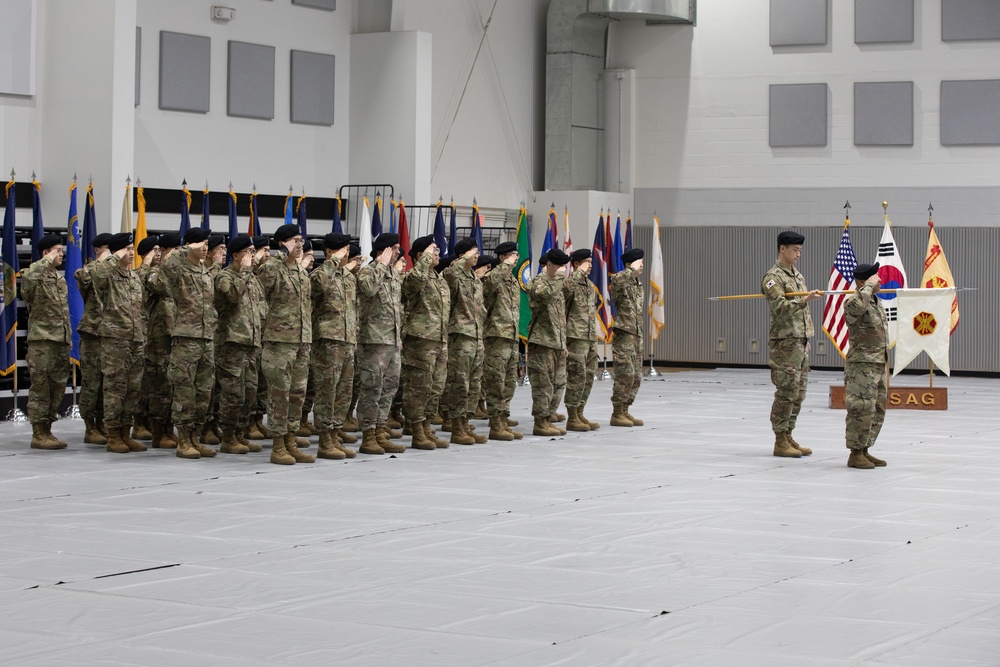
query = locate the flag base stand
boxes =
[62,404,81,420]
[828,385,948,411]
[6,407,29,423]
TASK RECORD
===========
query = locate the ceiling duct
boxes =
[586,0,695,25]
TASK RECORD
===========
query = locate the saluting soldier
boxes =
[527,248,571,436]
[482,241,522,440]
[338,243,363,443]
[761,231,822,457]
[76,232,113,444]
[90,233,147,454]
[309,232,356,460]
[563,248,600,432]
[400,235,450,450]
[356,234,406,455]
[609,248,646,427]
[142,232,182,448]
[130,234,160,442]
[22,234,71,450]
[248,235,272,439]
[256,224,315,465]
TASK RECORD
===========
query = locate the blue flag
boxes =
[433,203,447,255]
[371,195,383,239]
[284,191,294,226]
[31,179,45,262]
[332,195,343,234]
[296,193,307,236]
[179,182,192,236]
[82,184,97,262]
[471,203,483,253]
[624,215,632,252]
[448,202,457,257]
[65,182,84,365]
[249,191,260,237]
[388,199,396,234]
[228,190,239,240]
[611,214,625,274]
[588,216,613,343]
[1,178,20,376]
[201,186,211,231]
[539,207,557,273]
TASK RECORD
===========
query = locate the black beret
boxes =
[372,233,400,255]
[538,251,549,267]
[302,238,313,253]
[476,254,499,270]
[409,235,435,258]
[38,234,64,253]
[435,256,455,273]
[136,235,159,256]
[252,235,269,249]
[207,235,225,250]
[227,234,253,255]
[348,243,361,258]
[92,232,114,248]
[494,241,517,256]
[108,232,133,252]
[158,232,182,249]
[777,231,805,246]
[622,248,644,264]
[184,228,210,244]
[454,237,478,256]
[854,262,879,281]
[570,248,592,263]
[323,233,351,250]
[547,248,570,266]
[273,224,301,244]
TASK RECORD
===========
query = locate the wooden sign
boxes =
[829,386,948,411]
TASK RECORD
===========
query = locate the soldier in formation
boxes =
[609,248,646,427]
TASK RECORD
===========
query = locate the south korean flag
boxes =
[874,217,907,348]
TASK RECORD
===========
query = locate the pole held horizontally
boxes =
[708,287,976,301]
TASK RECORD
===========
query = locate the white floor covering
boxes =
[1,368,999,666]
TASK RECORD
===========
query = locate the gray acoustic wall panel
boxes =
[855,0,914,43]
[942,0,1000,41]
[227,41,275,120]
[292,0,336,10]
[770,0,828,46]
[941,79,1000,145]
[769,83,828,147]
[135,27,141,107]
[855,81,913,145]
[159,31,210,113]
[290,50,335,126]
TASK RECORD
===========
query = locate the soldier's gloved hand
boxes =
[803,289,823,302]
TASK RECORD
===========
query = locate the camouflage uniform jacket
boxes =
[144,264,175,338]
[482,263,519,340]
[311,256,357,343]
[844,282,889,364]
[761,261,813,340]
[21,257,70,343]
[401,252,449,342]
[527,274,567,350]
[444,261,485,340]
[610,266,642,336]
[257,255,312,344]
[215,263,265,348]
[564,268,597,341]
[357,262,401,346]
[90,258,146,342]
[75,256,113,336]
[159,253,217,340]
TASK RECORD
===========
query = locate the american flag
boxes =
[822,221,857,357]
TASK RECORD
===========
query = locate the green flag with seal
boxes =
[515,205,532,341]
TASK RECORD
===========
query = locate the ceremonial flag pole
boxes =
[119,176,132,234]
[64,175,83,418]
[515,203,532,386]
[296,188,308,236]
[201,181,211,231]
[3,169,27,421]
[133,180,147,268]
[30,174,44,262]
[179,179,192,236]
[646,212,665,378]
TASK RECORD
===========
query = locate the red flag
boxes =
[398,200,412,270]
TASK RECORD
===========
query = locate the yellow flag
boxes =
[133,186,147,268]
[921,221,959,334]
[120,181,132,233]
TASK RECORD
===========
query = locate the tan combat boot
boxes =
[623,405,644,426]
[247,417,267,440]
[220,428,249,454]
[317,430,347,460]
[161,422,179,447]
[331,430,357,458]
[105,426,130,454]
[237,427,262,452]
[191,427,218,457]
[565,406,591,432]
[847,449,874,469]
[199,423,220,445]
[387,410,404,429]
[296,422,314,437]
[449,417,476,445]
[432,412,444,425]
[120,422,148,452]
[255,417,272,438]
[786,433,812,456]
[550,412,566,423]
[772,433,802,458]
[464,417,488,443]
[533,417,561,437]
[83,417,108,445]
[336,428,358,444]
[423,421,448,448]
[150,421,171,448]
[488,415,514,441]
[31,423,64,450]
[376,427,406,453]
[474,399,488,420]
[505,415,519,427]
[578,405,600,430]
[408,421,436,450]
[359,428,384,455]
[284,433,316,463]
[43,423,68,447]
[269,435,295,465]
[175,427,201,459]
[610,404,633,427]
[440,418,454,433]
[503,414,523,439]
[863,448,887,467]
[343,415,360,432]
[132,416,153,441]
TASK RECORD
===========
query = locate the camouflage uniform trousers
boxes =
[611,331,642,406]
[356,343,401,431]
[527,343,567,418]
[768,337,809,435]
[100,338,144,428]
[262,342,311,437]
[401,336,447,422]
[26,340,70,424]
[142,335,172,425]
[441,333,484,420]
[215,342,260,430]
[564,337,598,408]
[254,349,267,417]
[168,337,215,429]
[483,336,517,418]
[78,332,104,421]
[844,361,887,451]
[312,339,355,432]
